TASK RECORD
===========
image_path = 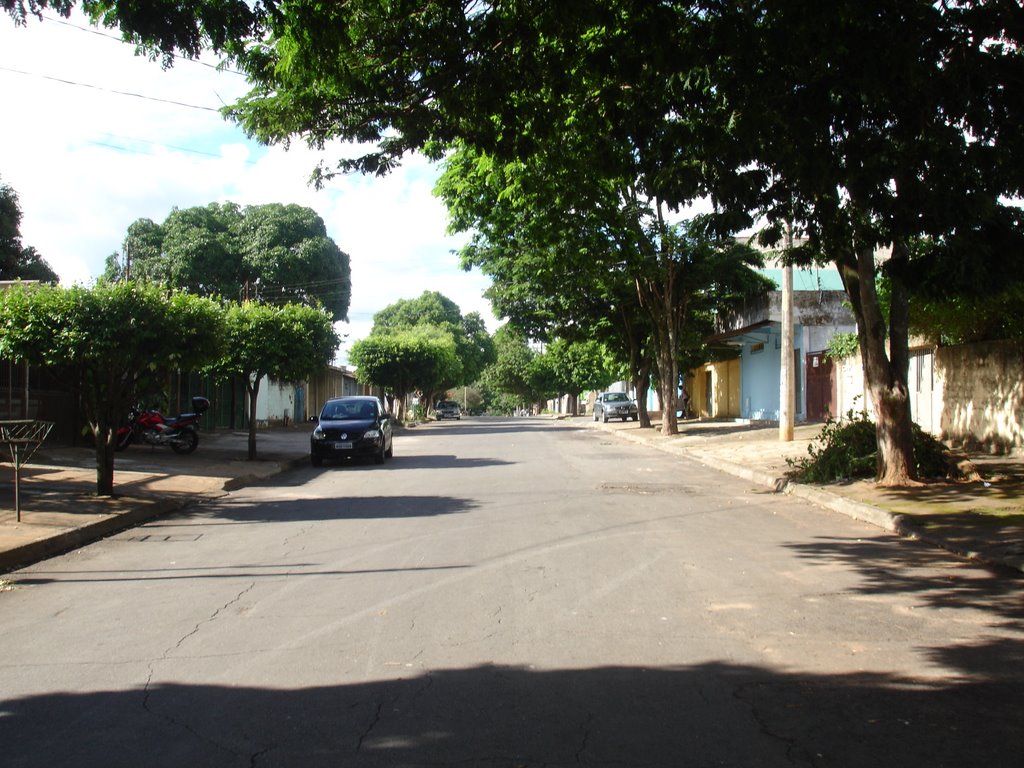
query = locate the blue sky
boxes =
[0,10,494,360]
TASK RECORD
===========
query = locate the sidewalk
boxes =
[0,427,313,573]
[1,419,1022,575]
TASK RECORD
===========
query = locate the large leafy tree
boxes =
[685,1,1024,484]
[0,176,59,282]
[369,291,495,408]
[481,327,544,413]
[108,202,351,321]
[439,146,770,434]
[0,282,224,495]
[209,301,338,460]
[542,339,617,416]
[348,326,459,421]
[438,146,658,426]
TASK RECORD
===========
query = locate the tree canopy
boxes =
[108,201,351,321]
[0,281,224,494]
[365,291,496,407]
[208,300,338,459]
[0,176,59,283]
[438,143,771,432]
[348,326,459,421]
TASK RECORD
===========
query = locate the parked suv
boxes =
[435,400,462,420]
[593,392,639,423]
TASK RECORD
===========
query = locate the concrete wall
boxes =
[255,377,295,427]
[935,340,1024,453]
[831,340,1024,454]
[717,290,855,335]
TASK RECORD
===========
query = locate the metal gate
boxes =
[805,351,836,421]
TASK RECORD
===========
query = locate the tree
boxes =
[439,146,771,434]
[0,282,224,495]
[368,291,495,409]
[685,2,1024,484]
[209,301,338,460]
[481,327,547,413]
[348,326,459,421]
[542,339,617,416]
[107,202,351,321]
[0,176,59,282]
[438,145,658,425]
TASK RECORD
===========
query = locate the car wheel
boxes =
[593,411,598,421]
[631,414,639,421]
[601,411,608,423]
[374,444,385,464]
[311,454,323,468]
[385,440,393,458]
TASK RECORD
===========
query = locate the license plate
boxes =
[333,441,352,449]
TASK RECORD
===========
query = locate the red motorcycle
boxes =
[115,396,210,454]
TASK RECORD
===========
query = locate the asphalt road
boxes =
[2,418,1021,767]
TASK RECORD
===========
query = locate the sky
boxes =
[0,10,494,362]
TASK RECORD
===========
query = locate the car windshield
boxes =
[321,402,375,420]
[605,393,629,402]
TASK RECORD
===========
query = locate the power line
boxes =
[39,12,246,77]
[0,65,222,111]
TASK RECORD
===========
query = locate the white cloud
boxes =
[0,10,495,359]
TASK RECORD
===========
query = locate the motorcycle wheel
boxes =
[170,427,199,455]
[114,430,133,451]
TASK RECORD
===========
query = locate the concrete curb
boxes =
[221,456,309,491]
[599,423,1024,574]
[0,456,304,574]
[0,497,188,573]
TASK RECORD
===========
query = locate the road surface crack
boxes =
[733,681,816,767]
[172,581,257,651]
[140,581,258,756]
[356,701,384,754]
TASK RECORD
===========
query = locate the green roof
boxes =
[759,267,845,291]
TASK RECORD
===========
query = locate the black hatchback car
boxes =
[311,396,394,466]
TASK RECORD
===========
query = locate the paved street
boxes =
[1,418,1021,767]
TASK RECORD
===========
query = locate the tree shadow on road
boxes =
[1,660,1020,768]
[784,534,1024,624]
[187,494,481,524]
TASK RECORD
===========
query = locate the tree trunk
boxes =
[246,376,261,461]
[635,363,652,428]
[638,275,680,437]
[654,346,675,435]
[93,423,115,497]
[841,244,917,486]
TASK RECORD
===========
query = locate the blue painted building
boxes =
[697,266,856,422]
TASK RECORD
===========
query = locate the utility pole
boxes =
[779,223,795,442]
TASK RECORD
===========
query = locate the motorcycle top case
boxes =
[190,396,210,415]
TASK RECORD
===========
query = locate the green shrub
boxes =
[788,408,949,482]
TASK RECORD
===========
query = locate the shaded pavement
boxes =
[1,417,1022,575]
